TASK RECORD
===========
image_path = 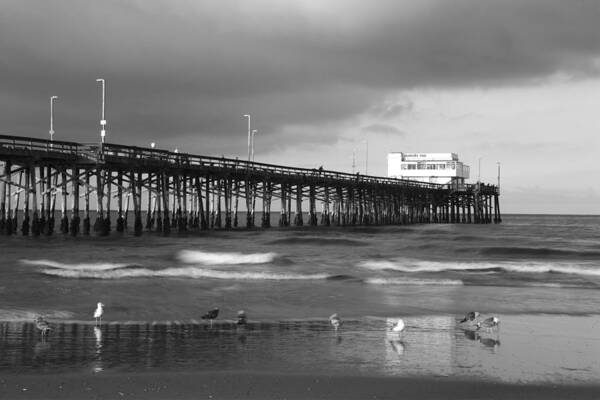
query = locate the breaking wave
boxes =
[39,266,329,281]
[479,246,600,259]
[21,259,134,271]
[360,259,600,277]
[366,277,463,286]
[177,250,277,265]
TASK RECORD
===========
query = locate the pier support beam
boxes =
[309,185,317,226]
[60,170,68,234]
[294,184,303,226]
[70,167,80,236]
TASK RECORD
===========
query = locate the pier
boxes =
[0,134,500,237]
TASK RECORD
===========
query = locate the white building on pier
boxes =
[387,152,470,185]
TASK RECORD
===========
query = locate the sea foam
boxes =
[360,259,600,277]
[366,277,463,286]
[21,259,132,271]
[39,266,329,281]
[177,250,277,265]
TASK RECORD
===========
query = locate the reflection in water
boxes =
[33,340,51,358]
[388,340,405,356]
[462,328,501,352]
[92,326,104,373]
[0,316,598,384]
[383,316,454,375]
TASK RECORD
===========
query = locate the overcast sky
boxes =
[1,0,599,213]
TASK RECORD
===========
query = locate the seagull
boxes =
[389,318,405,333]
[202,308,219,326]
[329,313,342,331]
[94,302,104,326]
[237,310,247,325]
[459,311,480,324]
[35,316,52,337]
[477,316,500,331]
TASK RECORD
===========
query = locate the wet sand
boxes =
[1,314,599,399]
[1,371,599,400]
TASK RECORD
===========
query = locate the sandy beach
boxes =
[1,371,599,400]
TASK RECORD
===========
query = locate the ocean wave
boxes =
[39,266,329,281]
[360,259,600,277]
[267,237,367,247]
[360,260,487,273]
[366,277,463,286]
[177,250,277,265]
[479,246,600,259]
[21,259,134,271]
[326,274,364,282]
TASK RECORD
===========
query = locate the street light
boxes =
[251,129,257,162]
[49,96,58,142]
[150,142,156,149]
[478,157,482,183]
[497,162,501,193]
[243,114,251,162]
[363,139,369,175]
[96,78,106,143]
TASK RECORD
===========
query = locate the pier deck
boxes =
[0,134,500,236]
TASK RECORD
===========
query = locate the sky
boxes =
[1,0,599,214]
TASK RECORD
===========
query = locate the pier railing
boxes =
[0,134,501,237]
[100,142,444,190]
[0,135,495,194]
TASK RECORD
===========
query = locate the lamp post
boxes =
[243,114,251,162]
[96,78,106,143]
[352,149,356,174]
[478,157,482,183]
[363,139,369,175]
[49,96,58,142]
[251,129,257,162]
[497,162,501,193]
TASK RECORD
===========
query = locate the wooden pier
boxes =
[0,134,501,237]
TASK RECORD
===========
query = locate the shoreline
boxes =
[1,371,599,400]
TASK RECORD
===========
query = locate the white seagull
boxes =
[477,316,500,331]
[329,313,342,331]
[94,302,104,326]
[388,318,405,333]
[35,316,52,337]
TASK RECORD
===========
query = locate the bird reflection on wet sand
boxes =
[388,340,406,356]
[463,329,500,351]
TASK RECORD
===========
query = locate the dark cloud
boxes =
[1,0,599,154]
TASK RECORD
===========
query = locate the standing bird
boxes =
[35,316,52,337]
[459,311,480,324]
[237,310,247,325]
[202,308,219,326]
[477,316,500,331]
[94,302,104,326]
[329,313,342,331]
[389,318,405,333]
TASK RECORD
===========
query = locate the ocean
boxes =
[1,214,599,384]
